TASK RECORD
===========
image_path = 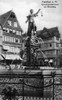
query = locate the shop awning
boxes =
[2,54,23,60]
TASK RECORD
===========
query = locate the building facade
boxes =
[0,25,3,55]
[59,39,62,67]
[0,10,23,61]
[37,27,60,67]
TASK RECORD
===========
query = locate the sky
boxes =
[0,0,62,35]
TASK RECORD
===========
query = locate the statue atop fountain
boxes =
[23,9,41,68]
[26,9,40,37]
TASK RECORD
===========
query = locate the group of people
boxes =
[2,86,17,100]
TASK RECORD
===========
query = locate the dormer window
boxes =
[8,20,11,26]
[10,13,15,18]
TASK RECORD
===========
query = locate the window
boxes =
[10,14,15,18]
[9,37,14,42]
[10,47,16,53]
[18,39,20,43]
[20,39,21,43]
[3,27,9,33]
[0,26,1,29]
[0,29,2,36]
[12,47,15,52]
[15,47,20,53]
[16,31,21,36]
[8,20,11,26]
[9,47,20,53]
[6,36,10,42]
[9,37,11,42]
[4,36,6,41]
[14,22,17,27]
[45,51,53,56]
[4,36,10,42]
[3,36,15,43]
[6,28,9,33]
[49,43,52,47]
[9,29,13,33]
[13,30,16,34]
[10,47,13,52]
[60,49,62,53]
[3,27,7,32]
[3,36,20,43]
[3,36,5,41]
[15,38,20,43]
[14,38,15,43]
[11,37,14,42]
[61,43,62,47]
[15,38,18,43]
[56,50,59,55]
[4,36,7,41]
[56,43,59,47]
[19,32,21,35]
[16,31,19,35]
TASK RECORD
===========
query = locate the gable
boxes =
[0,11,12,26]
[37,27,60,39]
[0,10,23,32]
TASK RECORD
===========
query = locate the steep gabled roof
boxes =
[0,10,23,32]
[0,10,12,26]
[37,27,60,39]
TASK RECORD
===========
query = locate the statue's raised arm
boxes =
[33,9,41,17]
[25,9,41,23]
